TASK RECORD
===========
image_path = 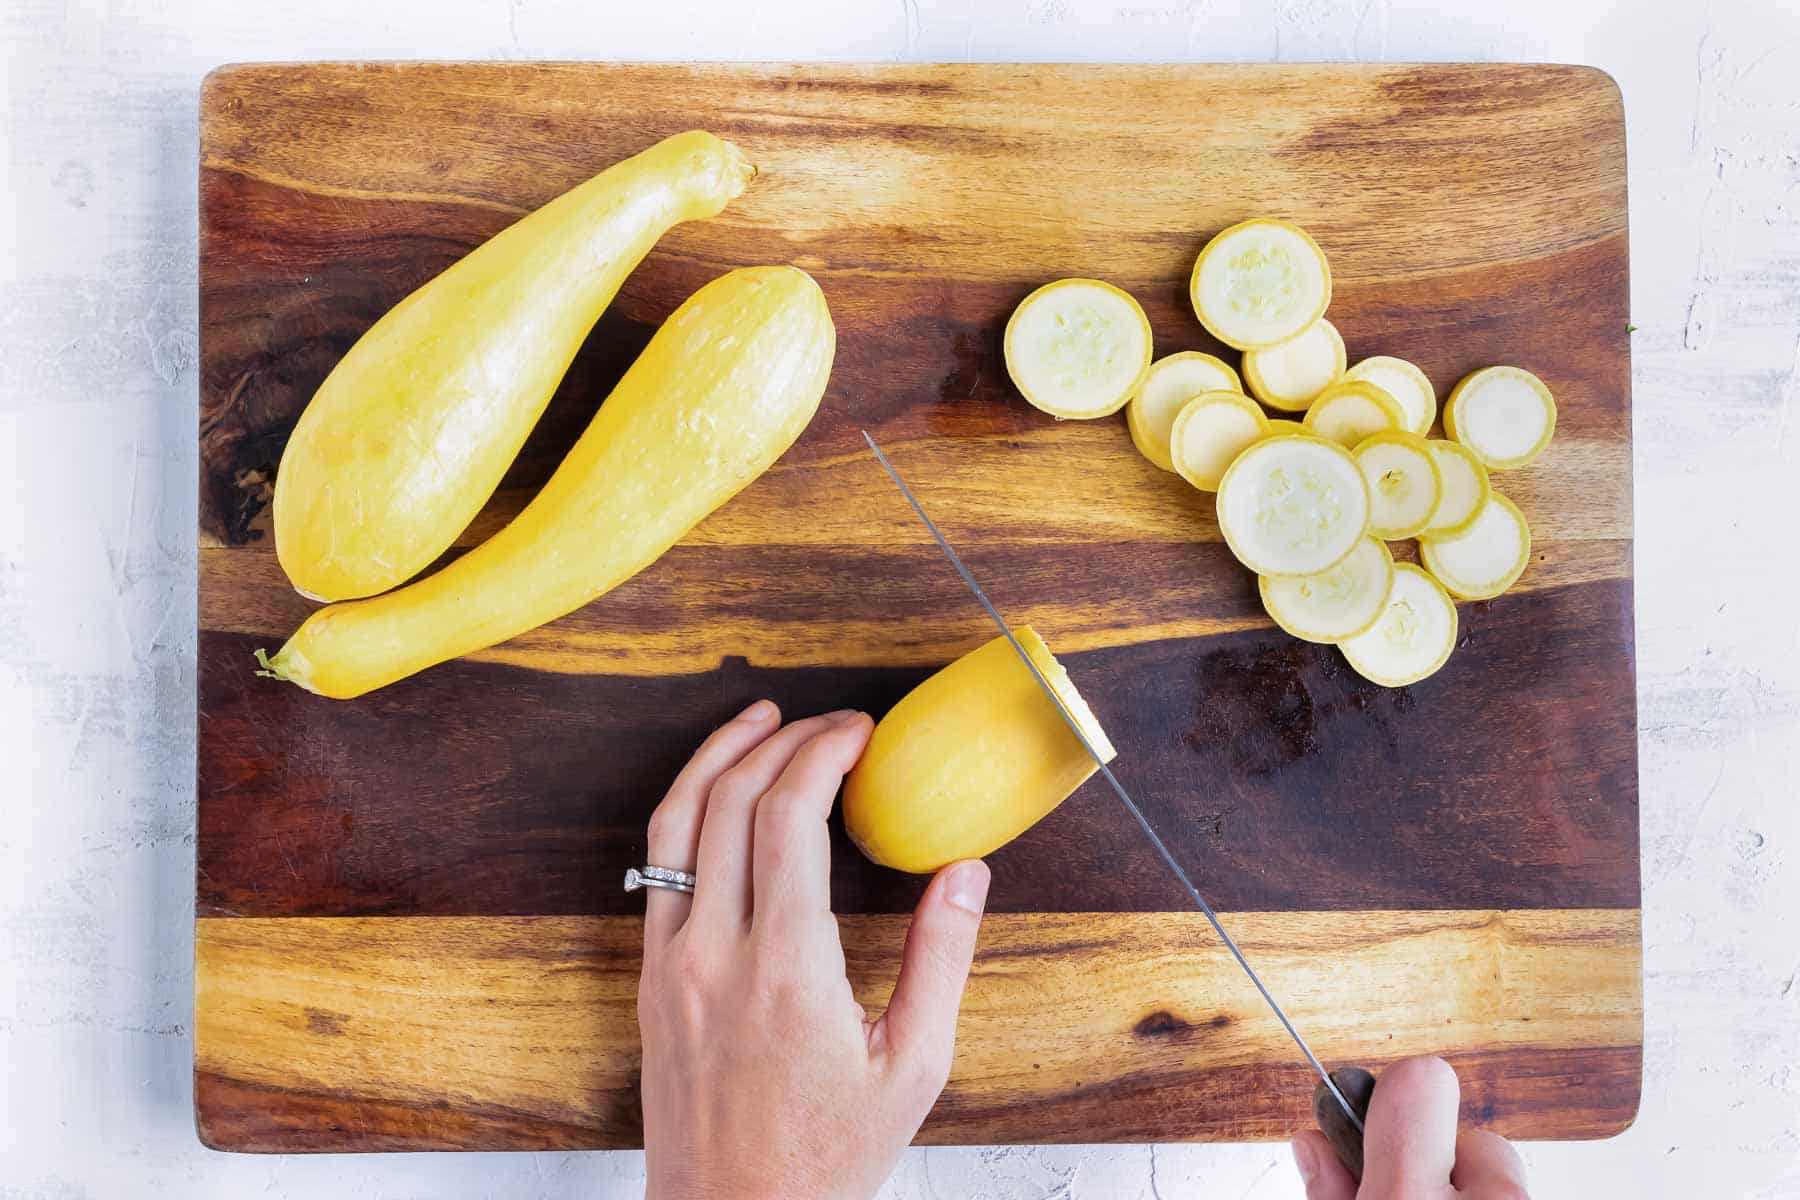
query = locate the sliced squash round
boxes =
[1126,351,1243,472]
[1340,563,1458,688]
[1419,491,1531,601]
[1302,380,1406,448]
[1242,317,1346,411]
[1422,439,1490,537]
[1352,431,1442,540]
[1259,536,1395,644]
[1444,366,1556,469]
[1004,278,1153,419]
[1171,391,1271,492]
[1344,355,1437,435]
[1262,418,1307,438]
[1216,434,1370,577]
[1190,219,1332,351]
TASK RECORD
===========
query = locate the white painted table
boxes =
[3,1,1796,1195]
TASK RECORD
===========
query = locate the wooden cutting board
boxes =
[194,62,1640,1152]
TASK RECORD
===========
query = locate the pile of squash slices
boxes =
[1003,219,1557,688]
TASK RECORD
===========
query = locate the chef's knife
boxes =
[862,431,1373,1173]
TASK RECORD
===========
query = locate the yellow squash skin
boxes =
[273,131,757,602]
[843,627,1117,874]
[260,266,834,699]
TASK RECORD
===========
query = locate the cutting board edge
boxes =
[193,59,1640,1153]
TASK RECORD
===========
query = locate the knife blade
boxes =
[861,429,1366,1138]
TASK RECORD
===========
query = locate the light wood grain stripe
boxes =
[471,429,1633,549]
[200,425,1632,552]
[200,538,1631,676]
[194,909,1641,1150]
[201,63,1625,281]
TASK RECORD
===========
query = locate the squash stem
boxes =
[252,647,292,683]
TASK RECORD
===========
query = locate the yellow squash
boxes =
[273,130,756,601]
[843,627,1116,874]
[258,266,835,698]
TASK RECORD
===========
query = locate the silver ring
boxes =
[625,865,696,895]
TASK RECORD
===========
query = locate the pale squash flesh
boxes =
[259,266,834,698]
[273,130,756,601]
[842,627,1115,874]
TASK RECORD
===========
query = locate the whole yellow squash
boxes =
[258,265,834,698]
[843,627,1116,873]
[273,130,756,601]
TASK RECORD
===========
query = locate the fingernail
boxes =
[823,708,862,724]
[944,860,990,914]
[739,699,777,723]
[1291,1137,1318,1184]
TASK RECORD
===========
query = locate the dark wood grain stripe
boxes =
[198,578,1638,919]
[198,1046,1641,1152]
[194,1072,625,1153]
[921,1045,1643,1146]
[193,910,1642,1151]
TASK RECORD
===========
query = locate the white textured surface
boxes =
[3,1,1797,1195]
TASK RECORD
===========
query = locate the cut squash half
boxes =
[1420,491,1531,601]
[843,626,1115,873]
[1242,317,1346,411]
[1340,563,1458,688]
[1190,219,1332,351]
[1353,430,1442,540]
[1127,351,1243,472]
[1216,434,1370,577]
[1259,536,1395,644]
[1171,391,1270,492]
[1302,380,1406,448]
[1005,278,1153,419]
[1422,439,1490,537]
[1344,355,1437,435]
[1445,366,1556,469]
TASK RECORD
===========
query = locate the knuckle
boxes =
[755,834,793,878]
[790,734,835,766]
[795,731,854,776]
[918,933,967,982]
[645,804,681,849]
[754,791,810,837]
[670,941,713,983]
[694,721,738,758]
[744,955,788,1002]
[745,956,814,1014]
[644,949,720,1024]
[709,768,762,812]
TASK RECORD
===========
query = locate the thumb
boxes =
[873,859,989,1090]
[1292,1131,1358,1200]
[1362,1056,1461,1196]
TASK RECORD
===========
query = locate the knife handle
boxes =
[1312,1067,1377,1182]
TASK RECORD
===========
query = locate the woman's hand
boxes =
[1293,1057,1531,1199]
[638,700,992,1200]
